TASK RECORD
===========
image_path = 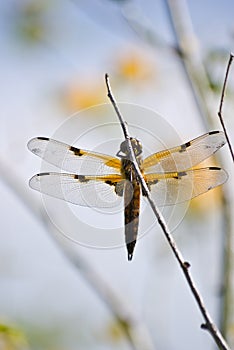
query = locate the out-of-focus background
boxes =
[0,1,234,349]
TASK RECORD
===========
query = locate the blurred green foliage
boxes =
[12,1,52,45]
[0,323,28,350]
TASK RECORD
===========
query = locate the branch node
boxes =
[183,261,191,269]
[201,323,209,330]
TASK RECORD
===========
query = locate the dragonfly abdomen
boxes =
[124,180,141,261]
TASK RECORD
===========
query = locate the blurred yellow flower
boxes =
[60,81,105,112]
[189,185,224,216]
[114,51,154,82]
[188,158,225,217]
[104,320,127,343]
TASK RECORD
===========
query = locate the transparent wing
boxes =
[144,167,228,206]
[28,137,121,175]
[29,173,125,208]
[143,131,226,173]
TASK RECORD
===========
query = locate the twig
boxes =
[164,0,215,129]
[0,154,155,350]
[218,53,234,162]
[217,55,234,338]
[121,0,213,129]
[121,1,169,51]
[114,0,233,345]
[105,74,231,350]
[159,1,234,345]
[163,1,233,343]
[219,192,233,338]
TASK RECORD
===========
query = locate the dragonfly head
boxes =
[117,138,142,158]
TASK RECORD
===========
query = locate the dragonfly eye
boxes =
[117,138,142,158]
[132,138,142,157]
[116,140,128,157]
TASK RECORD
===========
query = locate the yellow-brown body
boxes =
[119,138,143,260]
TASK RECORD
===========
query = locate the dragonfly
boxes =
[28,130,228,260]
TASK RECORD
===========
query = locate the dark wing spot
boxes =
[70,146,84,156]
[179,141,190,153]
[105,180,115,186]
[74,174,89,182]
[178,171,187,177]
[173,171,187,179]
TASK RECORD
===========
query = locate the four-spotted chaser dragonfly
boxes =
[28,131,228,260]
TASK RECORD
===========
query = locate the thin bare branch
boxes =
[164,0,215,129]
[218,53,234,162]
[105,73,129,140]
[161,1,233,346]
[105,74,231,350]
[217,54,234,338]
[121,2,170,51]
[219,193,233,339]
[0,154,155,350]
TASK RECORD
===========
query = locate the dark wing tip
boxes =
[37,136,50,141]
[28,174,39,189]
[208,130,220,135]
[27,138,35,150]
[27,136,49,151]
[209,166,221,170]
[37,172,51,176]
[29,172,51,189]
